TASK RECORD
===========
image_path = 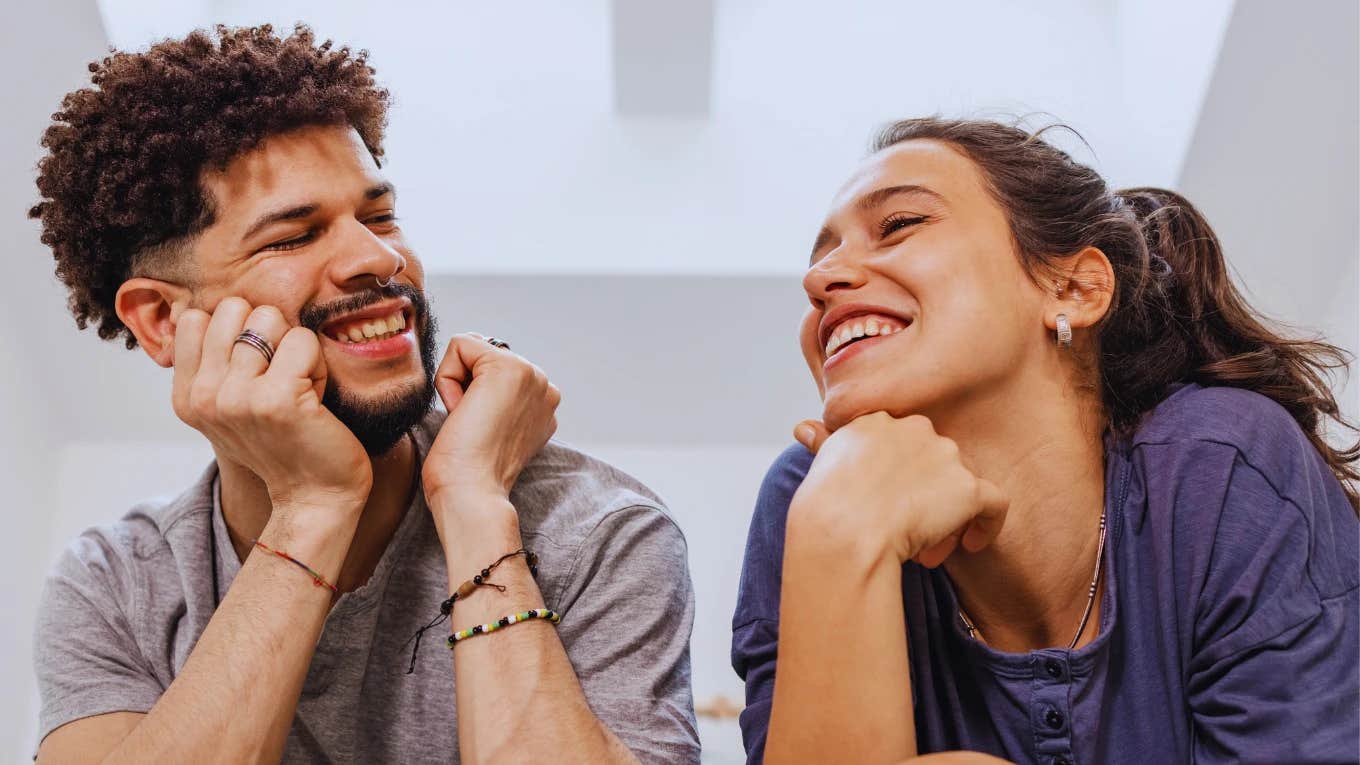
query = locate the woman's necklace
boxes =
[957,507,1107,650]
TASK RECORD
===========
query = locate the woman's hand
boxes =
[171,298,372,514]
[422,334,560,510]
[791,412,1009,567]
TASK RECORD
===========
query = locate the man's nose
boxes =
[327,219,406,288]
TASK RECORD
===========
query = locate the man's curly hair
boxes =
[29,23,391,348]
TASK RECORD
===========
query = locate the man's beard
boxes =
[300,283,440,456]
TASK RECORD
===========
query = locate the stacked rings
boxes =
[233,329,275,364]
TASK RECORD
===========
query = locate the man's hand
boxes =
[422,333,560,511]
[172,297,373,518]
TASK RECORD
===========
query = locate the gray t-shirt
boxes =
[34,408,699,763]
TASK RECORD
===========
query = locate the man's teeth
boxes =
[824,316,908,357]
[331,311,406,343]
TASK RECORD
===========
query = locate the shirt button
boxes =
[1045,659,1064,679]
[1045,709,1065,729]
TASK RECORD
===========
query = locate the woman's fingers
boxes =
[794,420,832,454]
[961,478,1009,553]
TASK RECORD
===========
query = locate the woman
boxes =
[731,118,1359,765]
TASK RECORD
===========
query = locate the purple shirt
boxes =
[732,385,1359,764]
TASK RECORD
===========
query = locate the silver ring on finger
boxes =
[485,336,510,350]
[233,329,275,364]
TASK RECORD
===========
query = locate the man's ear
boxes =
[1044,246,1115,334]
[116,278,192,367]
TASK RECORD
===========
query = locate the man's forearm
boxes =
[435,493,638,765]
[101,505,359,764]
[765,502,917,765]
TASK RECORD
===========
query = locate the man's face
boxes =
[185,124,437,455]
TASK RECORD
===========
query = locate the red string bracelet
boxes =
[250,538,338,594]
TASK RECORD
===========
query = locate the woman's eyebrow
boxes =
[809,184,946,262]
[855,183,945,212]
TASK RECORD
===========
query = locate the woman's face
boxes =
[800,139,1051,431]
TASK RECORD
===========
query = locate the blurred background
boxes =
[2,1,1356,761]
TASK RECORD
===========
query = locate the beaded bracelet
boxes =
[250,539,338,594]
[403,548,542,673]
[447,608,561,646]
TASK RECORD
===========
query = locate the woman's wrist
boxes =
[787,493,902,571]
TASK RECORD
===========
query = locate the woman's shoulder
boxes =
[1119,384,1357,606]
[1127,384,1338,503]
[1132,383,1307,451]
[747,444,815,553]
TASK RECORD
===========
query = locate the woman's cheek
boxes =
[799,307,826,396]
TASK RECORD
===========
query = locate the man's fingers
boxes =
[225,305,290,380]
[433,333,516,408]
[196,297,252,384]
[171,308,210,416]
[794,420,832,455]
[263,327,327,396]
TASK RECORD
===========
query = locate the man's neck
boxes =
[217,433,419,594]
[927,368,1109,653]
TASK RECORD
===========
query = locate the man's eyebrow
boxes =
[241,203,318,242]
[365,182,394,201]
[240,184,395,243]
[855,183,945,212]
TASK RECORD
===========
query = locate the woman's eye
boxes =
[367,213,399,227]
[879,214,928,238]
[262,232,314,252]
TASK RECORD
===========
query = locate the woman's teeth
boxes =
[824,316,908,357]
[331,311,406,343]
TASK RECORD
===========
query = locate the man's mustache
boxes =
[298,283,428,335]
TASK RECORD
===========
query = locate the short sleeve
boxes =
[1187,455,1360,764]
[34,530,163,747]
[552,505,700,765]
[730,444,812,765]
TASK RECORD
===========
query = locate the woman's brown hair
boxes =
[873,117,1358,510]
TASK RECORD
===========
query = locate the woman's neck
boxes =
[217,434,419,595]
[929,371,1109,653]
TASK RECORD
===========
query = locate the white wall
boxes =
[1,0,111,758]
[1178,0,1360,427]
[94,0,1233,276]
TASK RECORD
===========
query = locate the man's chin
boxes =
[323,379,436,457]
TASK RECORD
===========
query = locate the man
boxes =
[30,24,697,763]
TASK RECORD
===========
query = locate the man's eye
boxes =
[262,232,314,251]
[879,214,928,238]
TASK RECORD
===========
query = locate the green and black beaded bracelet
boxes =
[447,608,562,646]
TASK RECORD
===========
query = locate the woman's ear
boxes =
[116,278,192,367]
[1045,246,1115,333]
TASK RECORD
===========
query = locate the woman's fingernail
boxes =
[796,424,815,445]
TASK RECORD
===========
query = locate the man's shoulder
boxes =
[512,440,672,540]
[46,465,216,597]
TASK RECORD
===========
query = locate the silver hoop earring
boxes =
[1055,313,1073,348]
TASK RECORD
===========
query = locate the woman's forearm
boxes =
[765,501,917,764]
